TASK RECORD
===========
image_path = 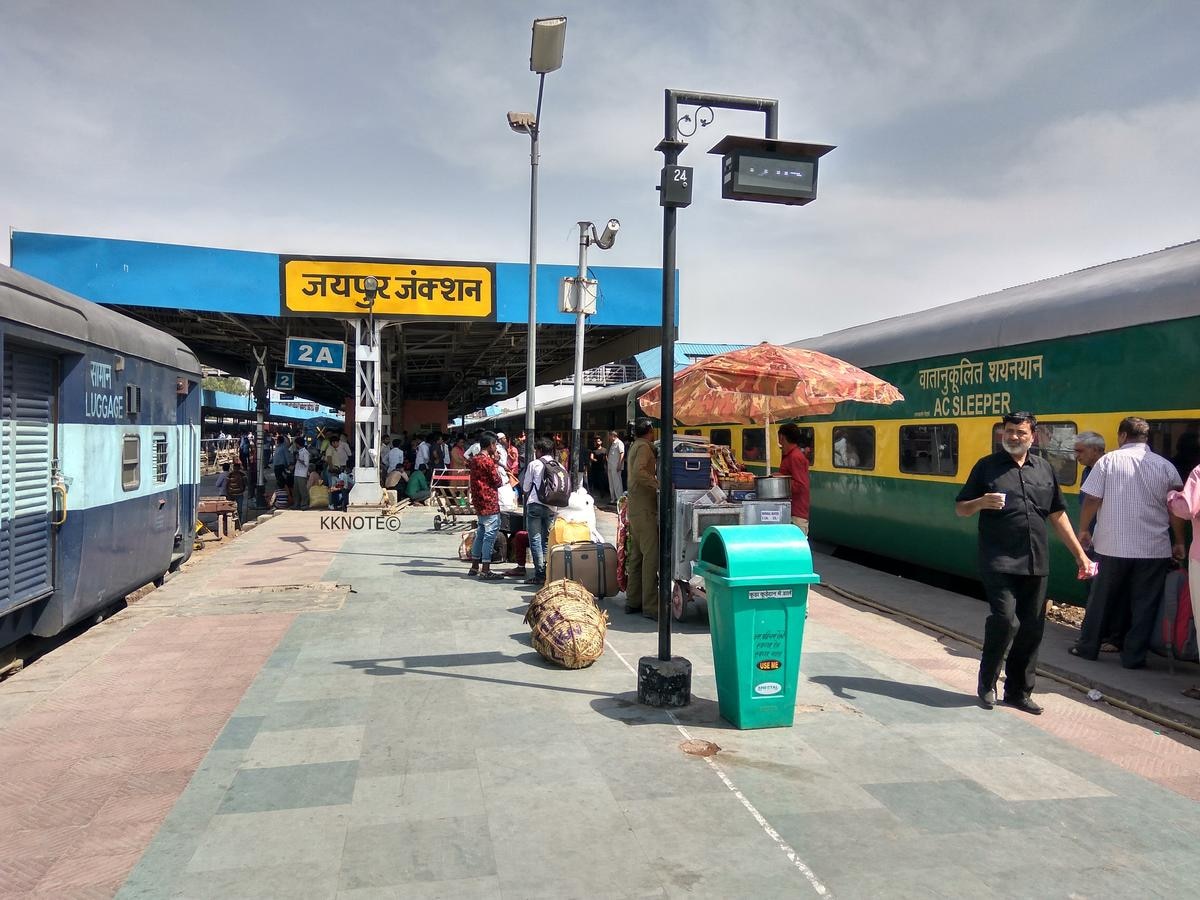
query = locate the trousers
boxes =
[471,513,500,563]
[1077,555,1172,667]
[293,477,310,510]
[979,572,1048,699]
[626,506,659,619]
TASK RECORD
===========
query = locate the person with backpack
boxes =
[522,436,570,584]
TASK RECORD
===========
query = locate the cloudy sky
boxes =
[3,1,1198,343]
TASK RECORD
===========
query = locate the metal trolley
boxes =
[668,489,791,621]
[430,468,475,531]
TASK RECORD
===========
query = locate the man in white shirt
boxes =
[1074,417,1186,667]
[606,431,625,502]
[415,434,432,470]
[293,438,311,510]
[384,439,404,473]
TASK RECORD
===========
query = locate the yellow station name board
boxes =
[282,258,494,318]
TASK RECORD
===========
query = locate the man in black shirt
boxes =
[956,412,1092,714]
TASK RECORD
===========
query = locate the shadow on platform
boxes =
[809,674,976,708]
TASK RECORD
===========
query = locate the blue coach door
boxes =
[0,351,55,615]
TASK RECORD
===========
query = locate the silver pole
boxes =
[523,73,547,469]
[570,222,589,490]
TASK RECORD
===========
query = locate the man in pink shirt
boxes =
[1168,460,1200,699]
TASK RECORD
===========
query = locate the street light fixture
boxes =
[508,15,567,468]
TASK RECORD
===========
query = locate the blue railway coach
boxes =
[1,264,202,646]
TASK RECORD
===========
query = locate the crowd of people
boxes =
[208,413,1200,710]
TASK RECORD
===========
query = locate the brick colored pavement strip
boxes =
[807,588,1200,800]
[0,511,351,899]
[0,613,293,896]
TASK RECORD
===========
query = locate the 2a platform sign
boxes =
[285,337,347,373]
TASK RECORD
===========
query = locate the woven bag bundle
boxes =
[524,579,609,669]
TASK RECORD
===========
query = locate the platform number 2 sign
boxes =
[285,337,348,373]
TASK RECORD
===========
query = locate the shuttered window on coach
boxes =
[899,424,958,476]
[122,434,140,491]
[710,428,732,448]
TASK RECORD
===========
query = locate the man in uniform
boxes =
[956,411,1092,714]
[624,419,659,619]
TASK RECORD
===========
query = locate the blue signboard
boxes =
[286,337,347,372]
[489,377,508,396]
[274,371,296,391]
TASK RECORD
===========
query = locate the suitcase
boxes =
[547,542,619,598]
[549,517,592,550]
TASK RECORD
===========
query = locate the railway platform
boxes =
[1,507,1199,899]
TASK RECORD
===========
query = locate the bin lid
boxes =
[697,524,819,584]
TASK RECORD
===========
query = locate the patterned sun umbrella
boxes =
[638,342,904,426]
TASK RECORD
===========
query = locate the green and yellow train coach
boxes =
[489,240,1200,604]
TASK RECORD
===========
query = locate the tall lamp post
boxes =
[565,218,619,488]
[638,89,833,709]
[508,15,567,468]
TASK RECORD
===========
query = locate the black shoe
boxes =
[1068,645,1098,661]
[624,604,640,614]
[977,689,996,710]
[1003,696,1043,715]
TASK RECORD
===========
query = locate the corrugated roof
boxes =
[635,343,749,378]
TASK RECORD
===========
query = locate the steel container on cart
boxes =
[693,525,819,729]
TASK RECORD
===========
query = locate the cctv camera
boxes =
[594,218,620,250]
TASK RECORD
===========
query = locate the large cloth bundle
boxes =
[524,579,609,669]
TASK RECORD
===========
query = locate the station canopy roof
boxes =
[12,232,669,416]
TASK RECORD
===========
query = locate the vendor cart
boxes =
[669,489,791,621]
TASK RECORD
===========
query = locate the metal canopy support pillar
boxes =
[349,317,384,506]
[638,88,780,710]
[251,346,269,509]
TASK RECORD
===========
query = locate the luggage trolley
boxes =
[430,468,475,530]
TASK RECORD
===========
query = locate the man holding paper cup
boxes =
[956,411,1093,714]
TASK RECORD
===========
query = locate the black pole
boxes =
[657,158,679,661]
[639,88,780,705]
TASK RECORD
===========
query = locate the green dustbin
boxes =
[693,525,820,729]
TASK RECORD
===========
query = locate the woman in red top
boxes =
[467,434,505,579]
[775,423,811,535]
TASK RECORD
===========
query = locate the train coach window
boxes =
[742,428,766,462]
[792,426,815,465]
[899,425,958,476]
[832,426,874,470]
[154,432,168,483]
[991,421,1078,485]
[710,428,732,448]
[121,435,140,491]
[1147,419,1200,481]
[1036,422,1078,486]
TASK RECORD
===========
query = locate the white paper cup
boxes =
[996,493,1006,507]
